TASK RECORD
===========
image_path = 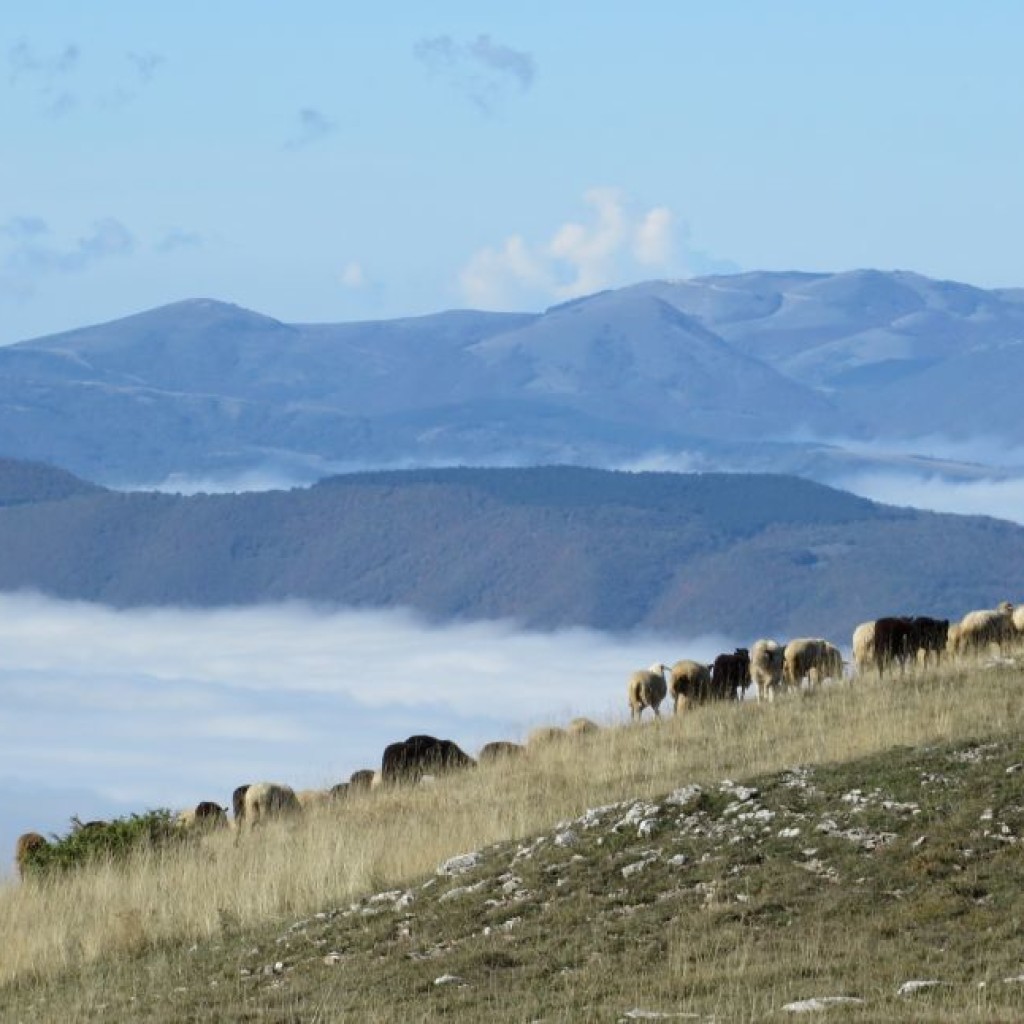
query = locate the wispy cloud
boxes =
[3,217,134,278]
[155,228,204,254]
[460,187,688,308]
[8,40,164,115]
[286,107,336,149]
[127,50,163,84]
[414,33,536,115]
[0,217,136,303]
[0,594,738,875]
[8,39,81,116]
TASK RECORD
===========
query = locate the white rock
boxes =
[897,980,942,996]
[434,974,466,987]
[554,829,579,847]
[618,1010,699,1020]
[637,818,658,838]
[622,860,649,879]
[665,784,703,808]
[437,851,482,876]
[782,996,865,1012]
[778,827,801,838]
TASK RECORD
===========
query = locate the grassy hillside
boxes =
[3,654,1024,1021]
[0,461,1022,638]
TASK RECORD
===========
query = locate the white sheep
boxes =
[627,663,669,721]
[749,640,785,701]
[851,621,876,676]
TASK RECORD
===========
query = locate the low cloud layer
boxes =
[0,595,737,876]
[834,472,1024,526]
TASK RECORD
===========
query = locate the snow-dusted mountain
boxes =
[0,269,1021,488]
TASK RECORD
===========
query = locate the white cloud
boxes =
[459,188,684,309]
[339,260,368,289]
[633,207,675,266]
[0,594,741,875]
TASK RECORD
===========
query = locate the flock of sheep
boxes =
[627,600,1024,720]
[14,600,1022,879]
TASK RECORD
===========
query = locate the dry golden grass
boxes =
[1,652,1022,1004]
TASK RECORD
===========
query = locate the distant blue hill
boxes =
[0,270,1022,487]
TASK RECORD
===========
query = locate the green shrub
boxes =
[24,810,190,875]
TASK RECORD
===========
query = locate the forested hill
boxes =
[0,459,1021,641]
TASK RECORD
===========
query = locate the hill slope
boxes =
[0,459,1021,639]
[4,661,1024,1021]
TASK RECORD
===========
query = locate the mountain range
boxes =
[1,458,1020,641]
[1,269,1021,488]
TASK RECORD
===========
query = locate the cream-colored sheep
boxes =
[1012,606,1024,640]
[749,640,785,701]
[296,788,331,810]
[851,621,876,675]
[668,659,711,714]
[525,725,566,748]
[478,740,524,762]
[784,638,843,688]
[241,782,301,829]
[956,605,1015,655]
[627,663,669,721]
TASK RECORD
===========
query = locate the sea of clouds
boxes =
[0,593,737,877]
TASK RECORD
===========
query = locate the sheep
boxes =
[851,621,876,675]
[1013,605,1024,639]
[567,717,599,736]
[380,735,476,785]
[784,638,843,688]
[296,789,332,810]
[348,769,377,792]
[956,605,1016,655]
[175,801,229,831]
[241,782,302,829]
[232,784,250,824]
[627,663,669,721]
[711,649,752,700]
[329,782,350,800]
[749,640,785,701]
[15,832,48,878]
[946,622,962,655]
[478,740,524,762]
[525,725,566,747]
[668,659,712,713]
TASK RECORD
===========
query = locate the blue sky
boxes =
[2,2,1023,345]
